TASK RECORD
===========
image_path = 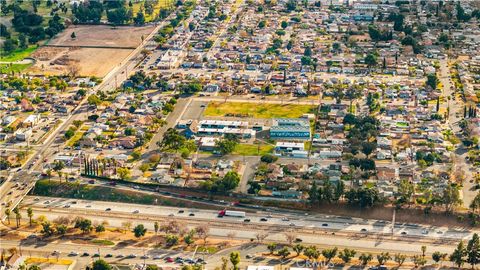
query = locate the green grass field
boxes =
[233,143,274,156]
[132,0,174,22]
[66,130,86,147]
[204,102,316,119]
[0,46,37,62]
[91,239,115,246]
[0,63,33,73]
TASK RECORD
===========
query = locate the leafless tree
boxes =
[67,62,80,78]
[53,216,71,225]
[195,225,210,246]
[161,220,181,234]
[255,232,268,243]
[227,231,237,239]
[121,221,132,234]
[284,232,297,246]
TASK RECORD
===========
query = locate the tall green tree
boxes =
[229,252,240,270]
[467,233,480,268]
[93,259,111,270]
[450,241,466,268]
[133,224,147,238]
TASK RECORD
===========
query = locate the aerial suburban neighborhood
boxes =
[0,0,480,269]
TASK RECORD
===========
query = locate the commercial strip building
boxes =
[270,118,311,140]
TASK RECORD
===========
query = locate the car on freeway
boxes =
[105,254,113,258]
[127,254,136,258]
[82,252,90,257]
[165,257,174,262]
[116,254,124,258]
[88,180,95,184]
[133,210,139,214]
[421,229,428,235]
[243,219,251,222]
[361,228,367,232]
[153,255,162,260]
[105,208,111,211]
[289,223,295,226]
[178,210,185,213]
[140,255,149,259]
[168,213,174,217]
[93,253,100,257]
[260,218,268,222]
[295,238,302,242]
[68,252,78,256]
[322,223,328,227]
[189,213,195,216]
[281,217,289,221]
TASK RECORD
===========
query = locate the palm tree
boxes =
[4,208,11,224]
[46,169,53,182]
[13,208,21,228]
[27,208,33,226]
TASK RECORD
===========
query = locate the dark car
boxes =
[82,252,90,257]
[260,218,268,222]
[243,219,251,222]
[189,213,195,216]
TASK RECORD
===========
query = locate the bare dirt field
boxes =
[27,25,155,77]
[48,25,156,48]
[28,47,131,77]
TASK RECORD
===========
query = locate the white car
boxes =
[69,251,78,256]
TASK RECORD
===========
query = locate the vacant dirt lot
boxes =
[27,25,155,77]
[28,47,131,77]
[48,25,156,48]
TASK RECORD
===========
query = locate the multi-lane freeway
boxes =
[16,196,465,255]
